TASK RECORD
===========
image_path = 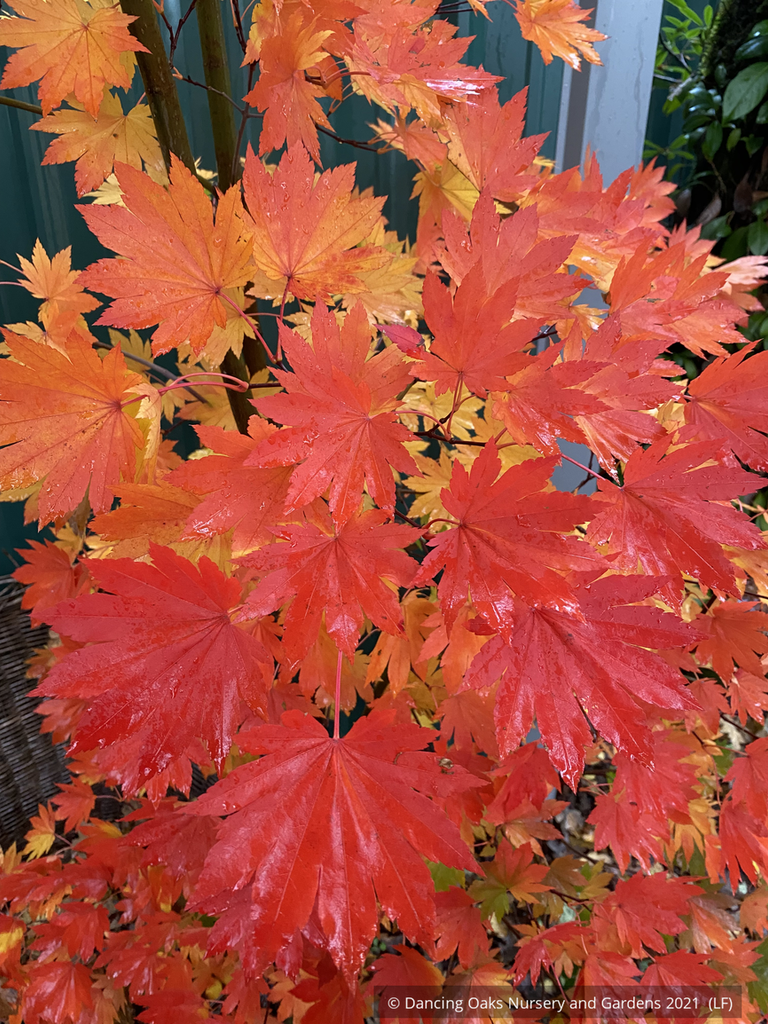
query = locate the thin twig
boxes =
[316,123,380,153]
[232,63,255,184]
[174,72,245,114]
[722,715,760,741]
[393,508,424,530]
[168,0,199,65]
[229,0,247,52]
[91,340,209,401]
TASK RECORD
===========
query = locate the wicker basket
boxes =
[0,576,67,848]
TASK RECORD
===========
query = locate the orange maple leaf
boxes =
[0,332,149,522]
[244,12,334,163]
[17,239,100,339]
[0,0,147,116]
[242,143,390,303]
[514,0,605,71]
[31,92,165,197]
[79,156,254,355]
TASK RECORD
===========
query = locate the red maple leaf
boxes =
[13,540,88,619]
[492,347,608,456]
[642,950,723,989]
[693,599,768,680]
[39,544,269,793]
[347,20,499,123]
[51,778,96,834]
[186,710,479,978]
[587,730,702,873]
[442,89,546,202]
[0,331,147,522]
[414,441,601,638]
[466,575,701,786]
[412,270,540,398]
[434,888,491,968]
[240,506,419,660]
[251,302,417,526]
[587,439,763,606]
[591,873,701,958]
[242,143,389,302]
[169,415,293,556]
[683,344,768,472]
[436,194,578,315]
[20,961,94,1024]
[244,13,334,162]
[32,901,110,960]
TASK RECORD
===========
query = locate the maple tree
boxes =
[3,0,768,1020]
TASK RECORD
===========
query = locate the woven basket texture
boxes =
[0,576,67,848]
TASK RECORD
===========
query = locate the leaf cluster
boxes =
[0,1,768,1023]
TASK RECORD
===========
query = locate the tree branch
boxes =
[0,94,42,115]
[196,0,238,191]
[119,0,196,174]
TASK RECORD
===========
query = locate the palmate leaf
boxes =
[168,416,293,557]
[514,0,605,71]
[250,302,417,527]
[240,505,419,660]
[39,545,270,793]
[415,441,601,637]
[587,439,764,606]
[0,0,146,116]
[466,575,701,786]
[186,711,480,979]
[682,344,768,473]
[31,93,164,197]
[79,157,254,355]
[242,143,390,303]
[0,331,149,522]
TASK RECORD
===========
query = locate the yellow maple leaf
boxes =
[412,160,479,225]
[0,843,22,876]
[31,91,166,197]
[22,803,57,859]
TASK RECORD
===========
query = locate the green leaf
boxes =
[735,36,768,63]
[727,127,741,150]
[667,0,702,25]
[720,225,750,261]
[703,5,713,27]
[758,99,768,124]
[749,219,768,256]
[700,215,731,242]
[723,62,768,121]
[747,938,768,1014]
[702,121,722,161]
[427,860,465,892]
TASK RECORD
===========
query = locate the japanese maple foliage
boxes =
[2,0,768,1021]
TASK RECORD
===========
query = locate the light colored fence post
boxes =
[554,0,665,183]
